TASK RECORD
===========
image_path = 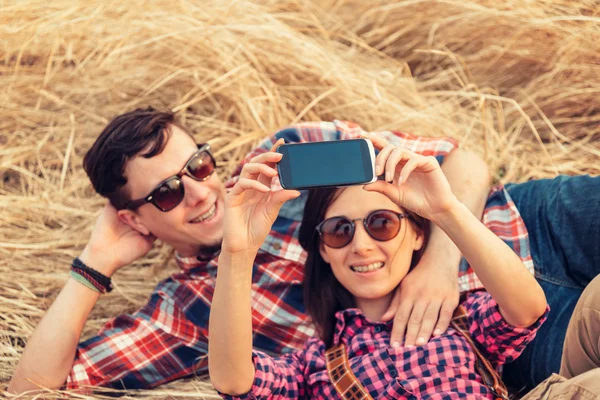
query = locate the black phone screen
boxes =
[277,139,373,189]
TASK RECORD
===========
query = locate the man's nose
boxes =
[182,175,211,206]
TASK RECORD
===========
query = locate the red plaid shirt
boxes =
[219,292,548,399]
[67,121,535,390]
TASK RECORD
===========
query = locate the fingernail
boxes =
[392,341,400,348]
[416,337,425,345]
[433,329,441,336]
[398,174,404,185]
[376,165,382,175]
[386,172,391,182]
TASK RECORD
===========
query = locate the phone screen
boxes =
[277,139,374,189]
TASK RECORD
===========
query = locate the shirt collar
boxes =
[332,308,391,345]
[175,247,221,271]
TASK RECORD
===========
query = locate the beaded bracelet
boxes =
[70,257,113,293]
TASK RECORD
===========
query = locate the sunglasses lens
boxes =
[320,217,354,248]
[366,210,401,241]
[188,152,215,181]
[154,178,184,211]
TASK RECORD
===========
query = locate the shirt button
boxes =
[272,242,281,250]
[390,369,398,377]
[374,326,382,333]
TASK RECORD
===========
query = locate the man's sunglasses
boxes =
[124,144,216,212]
[316,209,411,249]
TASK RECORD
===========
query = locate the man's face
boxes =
[120,125,227,256]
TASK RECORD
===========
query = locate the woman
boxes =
[208,135,551,399]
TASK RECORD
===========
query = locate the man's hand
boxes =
[80,203,155,277]
[382,252,459,347]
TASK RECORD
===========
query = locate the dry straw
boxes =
[1,0,598,398]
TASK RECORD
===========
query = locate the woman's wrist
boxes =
[219,247,258,268]
[429,199,470,233]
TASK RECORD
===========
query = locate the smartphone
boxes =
[276,138,377,189]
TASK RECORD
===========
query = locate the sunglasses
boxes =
[316,209,411,249]
[124,144,216,212]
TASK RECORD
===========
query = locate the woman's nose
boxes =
[351,223,375,254]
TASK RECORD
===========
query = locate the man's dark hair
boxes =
[83,107,186,210]
[298,186,430,347]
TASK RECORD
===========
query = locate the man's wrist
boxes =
[419,209,463,273]
[78,248,119,278]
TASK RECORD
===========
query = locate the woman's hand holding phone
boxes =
[222,139,301,255]
[362,133,459,223]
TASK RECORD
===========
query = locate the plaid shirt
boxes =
[67,120,535,390]
[220,291,548,400]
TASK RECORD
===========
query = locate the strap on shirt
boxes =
[325,343,374,400]
[325,305,510,400]
[451,305,510,400]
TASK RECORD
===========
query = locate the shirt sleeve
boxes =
[218,349,308,400]
[464,291,549,366]
[66,283,209,390]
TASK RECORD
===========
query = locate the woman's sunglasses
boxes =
[316,209,411,249]
[124,144,216,212]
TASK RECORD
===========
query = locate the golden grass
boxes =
[1,0,598,397]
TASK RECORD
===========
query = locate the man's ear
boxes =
[117,209,151,236]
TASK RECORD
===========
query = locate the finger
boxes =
[239,162,278,180]
[384,147,408,183]
[376,144,396,177]
[433,299,458,337]
[381,287,403,321]
[360,132,388,151]
[248,151,283,168]
[398,156,419,185]
[414,301,442,346]
[389,301,414,348]
[404,301,428,346]
[363,180,397,203]
[267,190,301,220]
[269,137,285,153]
[229,178,271,195]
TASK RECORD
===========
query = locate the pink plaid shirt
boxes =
[219,292,548,399]
[66,121,535,390]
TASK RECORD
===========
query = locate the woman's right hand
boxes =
[362,133,459,222]
[222,139,301,255]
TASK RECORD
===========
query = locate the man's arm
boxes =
[8,204,154,394]
[8,278,100,393]
[383,147,491,346]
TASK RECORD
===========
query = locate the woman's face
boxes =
[319,186,424,305]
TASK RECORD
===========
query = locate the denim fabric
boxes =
[502,175,600,392]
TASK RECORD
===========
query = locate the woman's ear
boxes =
[319,243,331,264]
[412,225,425,252]
[117,209,151,236]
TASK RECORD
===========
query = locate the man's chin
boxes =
[196,241,222,261]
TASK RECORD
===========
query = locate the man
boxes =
[8,108,598,393]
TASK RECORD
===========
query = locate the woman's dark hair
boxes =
[83,107,188,210]
[298,186,430,347]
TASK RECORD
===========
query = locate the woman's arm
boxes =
[209,250,256,395]
[432,201,547,327]
[364,148,546,328]
[208,140,300,395]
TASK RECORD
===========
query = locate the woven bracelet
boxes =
[69,270,101,293]
[70,257,113,293]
